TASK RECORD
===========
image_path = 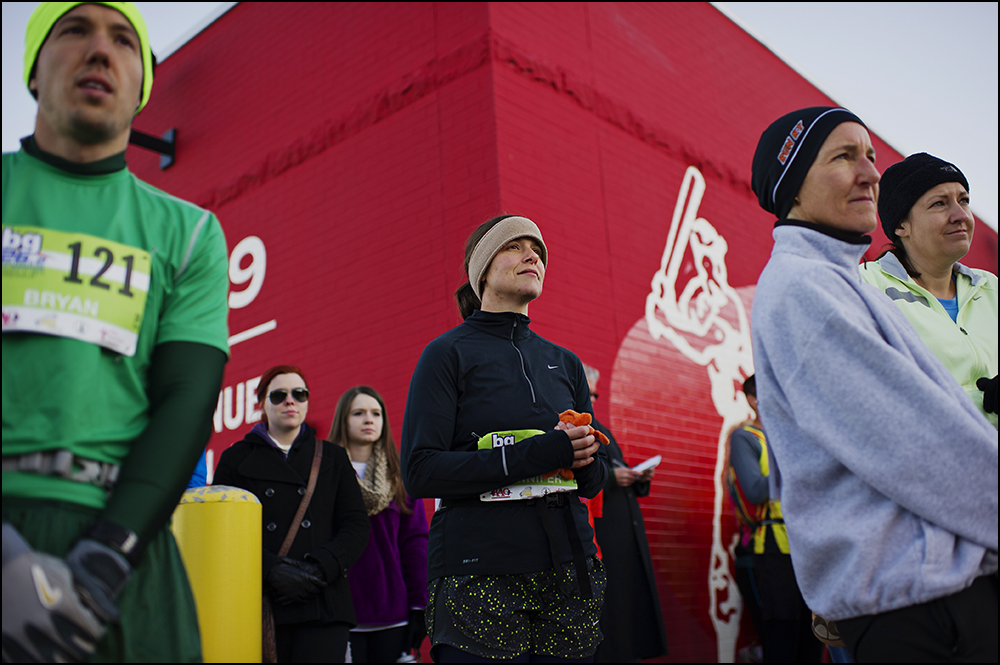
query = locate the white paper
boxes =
[631,455,661,473]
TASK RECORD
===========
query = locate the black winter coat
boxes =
[592,420,669,661]
[213,424,369,626]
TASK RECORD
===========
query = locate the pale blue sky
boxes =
[3,2,997,230]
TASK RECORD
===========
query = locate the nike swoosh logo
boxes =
[972,296,981,301]
[31,563,63,609]
[548,365,558,369]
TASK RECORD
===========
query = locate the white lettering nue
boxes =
[24,289,99,316]
[492,433,515,448]
[213,376,263,433]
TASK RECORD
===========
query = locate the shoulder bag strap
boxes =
[277,437,324,557]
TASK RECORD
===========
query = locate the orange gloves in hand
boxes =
[558,410,610,445]
[544,410,609,480]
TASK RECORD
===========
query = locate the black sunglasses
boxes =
[268,388,309,405]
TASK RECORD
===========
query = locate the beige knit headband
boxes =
[468,216,548,299]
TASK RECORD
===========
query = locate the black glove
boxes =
[2,523,106,663]
[977,375,998,414]
[406,608,427,650]
[64,537,133,625]
[266,557,327,605]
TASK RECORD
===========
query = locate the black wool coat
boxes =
[591,419,669,662]
[213,424,370,626]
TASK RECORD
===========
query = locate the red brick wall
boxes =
[130,2,502,438]
[127,3,998,661]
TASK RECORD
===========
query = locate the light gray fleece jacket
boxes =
[751,221,998,621]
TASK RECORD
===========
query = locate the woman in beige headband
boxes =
[400,214,609,662]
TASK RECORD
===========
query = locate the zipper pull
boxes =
[959,327,968,335]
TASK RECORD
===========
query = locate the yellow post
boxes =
[172,485,261,663]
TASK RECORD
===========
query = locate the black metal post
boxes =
[128,128,176,169]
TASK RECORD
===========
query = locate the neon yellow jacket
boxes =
[860,253,998,428]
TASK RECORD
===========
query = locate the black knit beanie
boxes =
[877,152,969,241]
[751,106,866,219]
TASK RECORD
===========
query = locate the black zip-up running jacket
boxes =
[401,310,608,579]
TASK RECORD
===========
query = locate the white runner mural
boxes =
[644,166,754,663]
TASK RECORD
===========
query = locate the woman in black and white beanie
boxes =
[750,105,868,225]
[860,152,998,425]
[749,107,998,664]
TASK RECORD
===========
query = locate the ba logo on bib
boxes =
[492,433,515,447]
[476,428,578,502]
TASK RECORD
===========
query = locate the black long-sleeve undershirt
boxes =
[100,341,226,547]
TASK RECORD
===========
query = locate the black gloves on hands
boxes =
[267,557,327,605]
[977,375,998,414]
[64,538,133,624]
[2,522,132,663]
[406,608,427,650]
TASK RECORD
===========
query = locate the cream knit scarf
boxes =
[352,441,393,516]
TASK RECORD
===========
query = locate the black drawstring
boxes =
[532,494,592,599]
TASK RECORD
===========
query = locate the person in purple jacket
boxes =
[329,386,429,663]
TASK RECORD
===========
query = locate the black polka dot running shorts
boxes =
[426,556,606,660]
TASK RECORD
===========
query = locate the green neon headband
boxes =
[24,2,154,114]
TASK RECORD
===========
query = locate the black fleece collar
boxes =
[775,218,872,246]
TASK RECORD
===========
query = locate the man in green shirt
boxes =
[2,3,229,661]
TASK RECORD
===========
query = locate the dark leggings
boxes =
[434,644,594,663]
[349,626,409,663]
[753,552,823,663]
[275,621,349,663]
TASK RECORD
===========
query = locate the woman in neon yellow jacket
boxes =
[860,153,998,427]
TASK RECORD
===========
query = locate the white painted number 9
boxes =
[228,236,266,309]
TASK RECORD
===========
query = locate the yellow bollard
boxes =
[172,485,261,663]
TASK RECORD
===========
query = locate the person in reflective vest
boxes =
[726,375,820,663]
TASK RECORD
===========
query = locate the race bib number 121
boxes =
[2,226,150,356]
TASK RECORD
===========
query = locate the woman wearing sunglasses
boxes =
[214,365,369,663]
